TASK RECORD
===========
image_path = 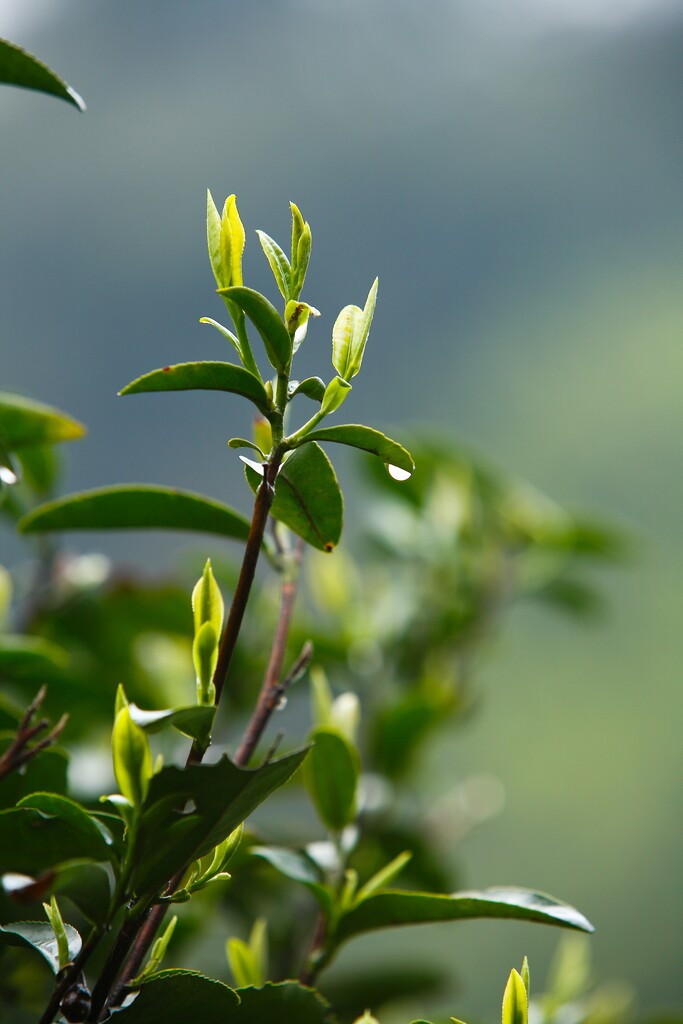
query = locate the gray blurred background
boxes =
[1,0,681,1019]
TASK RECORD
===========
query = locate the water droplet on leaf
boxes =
[386,464,411,482]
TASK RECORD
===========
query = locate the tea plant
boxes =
[0,41,623,1024]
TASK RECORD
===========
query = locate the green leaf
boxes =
[219,287,292,373]
[520,956,530,996]
[0,433,19,486]
[0,635,69,682]
[250,845,333,915]
[0,801,113,874]
[199,317,243,360]
[129,748,308,899]
[42,896,69,970]
[229,982,331,1024]
[336,888,594,946]
[245,443,343,552]
[0,37,85,110]
[257,230,291,301]
[112,707,153,807]
[111,970,239,1022]
[502,970,528,1024]
[49,862,113,924]
[0,392,85,449]
[119,361,272,417]
[128,703,216,746]
[207,190,225,288]
[192,559,224,638]
[0,920,81,974]
[320,377,352,417]
[304,726,359,832]
[19,484,251,542]
[305,424,414,476]
[356,851,412,903]
[288,377,326,403]
[332,278,378,381]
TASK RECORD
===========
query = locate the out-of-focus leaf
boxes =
[250,845,333,914]
[304,726,359,832]
[288,377,326,402]
[0,920,81,974]
[335,888,594,945]
[0,38,85,110]
[16,444,60,495]
[0,636,69,682]
[111,970,239,1021]
[303,424,414,476]
[48,862,112,923]
[219,286,292,372]
[0,746,68,809]
[20,485,251,542]
[0,433,19,487]
[119,361,272,417]
[371,690,456,779]
[534,578,604,619]
[130,749,308,899]
[0,393,85,449]
[245,443,343,552]
[324,964,446,1021]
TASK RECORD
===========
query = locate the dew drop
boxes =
[0,466,18,485]
[386,463,412,482]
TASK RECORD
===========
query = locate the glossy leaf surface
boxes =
[336,887,594,945]
[0,919,81,974]
[0,802,113,874]
[219,286,292,372]
[128,703,216,745]
[257,230,291,300]
[288,377,326,402]
[20,485,251,541]
[0,392,85,449]
[119,361,272,417]
[245,443,343,552]
[130,749,308,899]
[112,970,239,1022]
[0,37,85,110]
[304,424,414,474]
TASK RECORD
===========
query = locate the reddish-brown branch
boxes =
[0,686,67,783]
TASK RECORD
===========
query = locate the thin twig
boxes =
[235,537,307,767]
[0,686,68,783]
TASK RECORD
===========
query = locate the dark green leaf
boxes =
[0,920,81,974]
[49,862,112,924]
[119,361,272,418]
[219,287,292,372]
[0,802,112,874]
[250,845,333,915]
[227,982,332,1023]
[0,37,85,110]
[0,635,69,682]
[336,888,594,945]
[19,485,251,542]
[288,377,326,403]
[303,424,414,475]
[0,433,19,486]
[245,443,343,552]
[0,392,85,449]
[130,749,308,899]
[111,970,239,1022]
[16,443,60,495]
[303,727,359,831]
